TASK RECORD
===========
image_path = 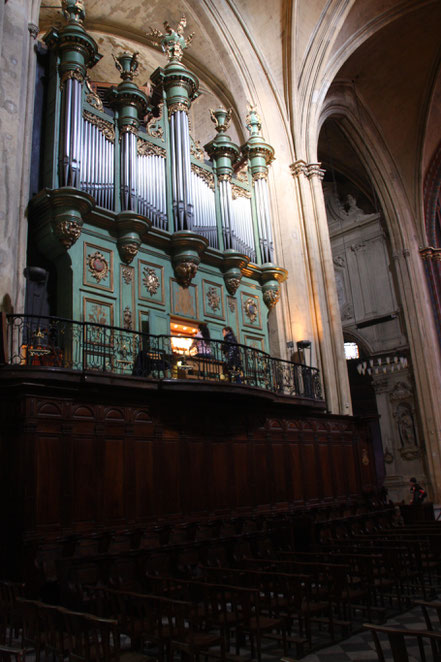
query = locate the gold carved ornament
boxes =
[175,260,198,288]
[87,251,109,283]
[167,101,189,119]
[145,102,164,140]
[225,277,241,296]
[54,220,81,248]
[263,288,280,310]
[120,243,139,264]
[191,164,215,190]
[137,138,166,158]
[83,109,115,142]
[121,266,134,284]
[84,76,104,111]
[232,184,251,200]
[60,68,84,89]
[142,267,160,296]
[190,139,206,162]
[244,297,258,324]
[207,287,220,312]
[123,306,132,330]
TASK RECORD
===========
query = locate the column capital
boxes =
[289,160,325,179]
[289,160,308,177]
[307,163,326,180]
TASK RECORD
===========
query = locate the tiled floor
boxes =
[283,602,434,662]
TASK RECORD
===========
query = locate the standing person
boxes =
[409,477,427,505]
[191,322,212,357]
[222,326,242,382]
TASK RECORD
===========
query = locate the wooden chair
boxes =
[415,600,441,631]
[0,645,34,662]
[15,598,44,662]
[363,623,441,662]
[165,597,225,662]
[0,583,25,646]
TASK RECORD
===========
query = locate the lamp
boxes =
[297,340,312,366]
[357,354,408,376]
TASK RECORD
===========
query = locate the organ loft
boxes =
[0,2,441,655]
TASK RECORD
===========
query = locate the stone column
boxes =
[290,160,352,414]
[0,0,41,314]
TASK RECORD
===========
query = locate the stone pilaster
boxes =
[290,159,352,415]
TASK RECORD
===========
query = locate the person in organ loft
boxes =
[221,326,242,382]
[190,322,212,357]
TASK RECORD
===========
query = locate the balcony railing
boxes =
[1,314,323,402]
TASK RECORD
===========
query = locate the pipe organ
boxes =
[30,3,287,349]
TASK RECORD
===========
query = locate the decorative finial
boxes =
[245,103,262,136]
[209,107,232,133]
[61,0,85,24]
[113,51,140,82]
[147,15,194,62]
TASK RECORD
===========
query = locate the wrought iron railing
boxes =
[2,314,323,401]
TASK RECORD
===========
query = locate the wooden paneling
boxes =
[0,373,377,547]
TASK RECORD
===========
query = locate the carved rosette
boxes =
[221,249,249,296]
[115,211,152,265]
[171,231,208,289]
[260,263,288,311]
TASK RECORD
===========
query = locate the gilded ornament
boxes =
[191,164,214,190]
[263,288,280,310]
[167,101,189,119]
[228,298,236,312]
[88,304,107,326]
[142,267,160,296]
[210,107,232,133]
[244,297,258,324]
[84,76,104,111]
[174,260,198,288]
[146,103,164,140]
[60,69,84,89]
[207,287,221,312]
[218,173,231,183]
[225,277,241,296]
[61,0,85,23]
[235,163,249,183]
[245,103,261,130]
[231,184,251,200]
[87,251,109,283]
[190,139,206,162]
[147,16,194,63]
[361,448,370,466]
[120,242,139,264]
[252,171,268,182]
[120,123,138,137]
[123,306,132,330]
[54,219,81,248]
[137,138,166,158]
[83,110,115,141]
[122,266,134,284]
[112,51,139,81]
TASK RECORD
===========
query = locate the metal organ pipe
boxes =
[80,117,115,211]
[60,77,83,188]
